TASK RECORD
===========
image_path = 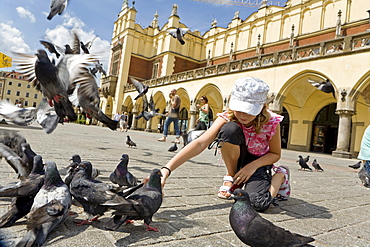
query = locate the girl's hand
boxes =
[233,165,257,185]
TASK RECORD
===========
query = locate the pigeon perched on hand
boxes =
[126,135,136,148]
[128,78,149,100]
[297,155,312,171]
[312,159,324,171]
[167,28,189,45]
[104,169,163,232]
[229,189,315,246]
[110,154,138,188]
[308,78,335,98]
[349,161,362,169]
[16,161,71,247]
[47,0,69,20]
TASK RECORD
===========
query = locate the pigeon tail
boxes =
[105,215,129,231]
[97,110,118,131]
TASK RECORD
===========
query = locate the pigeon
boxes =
[136,95,165,121]
[40,40,62,58]
[229,189,315,246]
[358,166,370,188]
[104,169,163,232]
[128,78,149,100]
[312,159,324,171]
[297,155,312,171]
[109,154,138,188]
[182,129,205,146]
[68,67,118,130]
[0,97,59,134]
[80,36,97,54]
[89,61,107,77]
[16,161,71,247]
[308,78,336,98]
[349,161,362,169]
[167,28,189,45]
[69,161,127,225]
[47,0,69,20]
[168,142,178,152]
[0,143,30,179]
[64,154,100,187]
[0,155,45,228]
[126,135,136,148]
[303,155,310,163]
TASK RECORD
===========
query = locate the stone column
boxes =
[131,108,139,130]
[332,109,355,158]
[189,102,197,131]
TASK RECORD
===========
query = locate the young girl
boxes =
[158,77,290,212]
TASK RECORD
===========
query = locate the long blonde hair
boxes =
[227,104,270,134]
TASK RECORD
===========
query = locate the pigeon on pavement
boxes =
[229,189,315,246]
[126,135,136,148]
[308,78,335,98]
[104,169,163,231]
[0,155,45,228]
[358,166,370,188]
[129,78,149,100]
[312,159,324,171]
[16,161,71,247]
[110,154,138,188]
[297,155,313,171]
[69,161,128,225]
[47,0,69,20]
[167,28,189,45]
[168,142,178,152]
[349,161,362,169]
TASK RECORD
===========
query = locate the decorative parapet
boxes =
[122,31,370,93]
[101,75,118,98]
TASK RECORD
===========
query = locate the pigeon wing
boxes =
[166,28,178,38]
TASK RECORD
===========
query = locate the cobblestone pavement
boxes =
[0,122,369,247]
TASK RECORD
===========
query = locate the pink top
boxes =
[217,110,283,156]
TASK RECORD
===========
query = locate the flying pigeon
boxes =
[110,154,138,188]
[229,189,315,246]
[89,61,107,77]
[40,40,62,58]
[69,161,127,225]
[0,97,59,134]
[128,78,149,100]
[168,142,178,152]
[358,166,370,188]
[16,161,71,247]
[126,135,136,148]
[68,67,118,130]
[312,159,324,171]
[80,36,97,54]
[308,78,336,98]
[297,155,312,171]
[0,143,30,179]
[136,95,165,121]
[104,169,163,232]
[0,155,45,228]
[47,0,69,20]
[349,161,362,169]
[167,28,189,45]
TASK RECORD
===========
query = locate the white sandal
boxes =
[218,175,234,199]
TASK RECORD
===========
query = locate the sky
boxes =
[0,0,270,74]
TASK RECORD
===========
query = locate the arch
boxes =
[193,83,223,122]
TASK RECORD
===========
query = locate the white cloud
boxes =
[0,23,31,53]
[16,6,36,23]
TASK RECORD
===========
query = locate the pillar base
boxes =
[145,129,152,132]
[332,150,352,159]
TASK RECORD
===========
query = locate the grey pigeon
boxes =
[70,161,127,225]
[297,155,312,171]
[349,161,362,169]
[64,154,100,187]
[168,142,178,152]
[129,78,149,100]
[89,61,107,77]
[109,154,138,188]
[0,97,59,134]
[308,78,335,98]
[0,143,30,179]
[182,129,205,146]
[80,36,96,54]
[143,95,165,121]
[303,155,310,163]
[104,169,163,231]
[40,40,62,58]
[358,166,370,188]
[126,135,136,148]
[0,155,45,228]
[68,67,118,130]
[47,0,68,20]
[16,161,71,247]
[167,28,189,45]
[229,189,315,247]
[312,159,324,171]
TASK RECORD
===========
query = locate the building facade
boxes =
[100,0,370,158]
[0,71,43,108]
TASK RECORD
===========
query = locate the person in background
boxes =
[113,111,121,121]
[158,89,181,144]
[157,77,290,212]
[157,123,162,133]
[119,112,129,132]
[195,95,209,130]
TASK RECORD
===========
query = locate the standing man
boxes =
[158,89,181,143]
